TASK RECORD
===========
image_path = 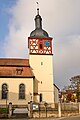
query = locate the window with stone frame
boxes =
[2,83,8,99]
[19,84,25,99]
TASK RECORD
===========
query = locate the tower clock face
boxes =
[44,41,50,47]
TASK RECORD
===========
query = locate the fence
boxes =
[31,102,58,118]
[0,102,80,118]
[30,102,59,118]
[0,103,28,118]
[30,102,80,118]
[61,102,80,116]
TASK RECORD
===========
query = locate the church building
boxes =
[0,8,54,105]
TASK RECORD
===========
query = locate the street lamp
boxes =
[5,89,8,117]
[30,93,32,102]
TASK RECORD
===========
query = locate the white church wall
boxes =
[30,54,54,103]
[0,78,33,105]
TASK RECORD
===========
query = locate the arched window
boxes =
[2,83,8,99]
[19,84,25,99]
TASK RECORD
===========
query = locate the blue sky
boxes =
[0,0,80,89]
[0,0,16,57]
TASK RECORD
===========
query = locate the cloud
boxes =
[54,35,80,88]
[3,0,80,88]
[4,0,36,58]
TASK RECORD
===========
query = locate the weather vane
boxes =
[36,1,39,9]
[36,1,39,15]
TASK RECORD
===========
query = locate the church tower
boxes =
[28,8,54,103]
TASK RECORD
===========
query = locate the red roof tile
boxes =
[0,58,34,78]
[0,58,29,66]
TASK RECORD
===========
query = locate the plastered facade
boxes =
[0,78,33,105]
[30,54,54,103]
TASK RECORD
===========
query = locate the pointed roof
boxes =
[30,8,49,38]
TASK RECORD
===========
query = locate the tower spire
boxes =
[35,2,42,29]
[36,2,39,15]
[37,8,39,15]
[30,2,49,38]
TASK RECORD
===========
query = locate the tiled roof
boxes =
[0,58,34,78]
[0,58,29,66]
